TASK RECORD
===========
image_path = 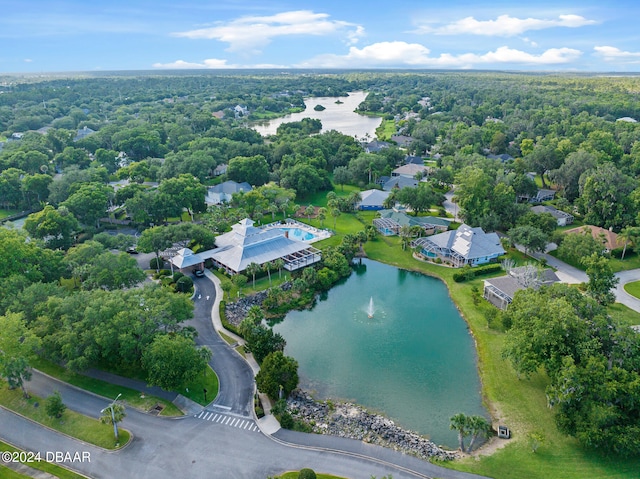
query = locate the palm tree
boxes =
[273,258,285,279]
[317,207,327,228]
[246,262,261,288]
[100,396,126,444]
[619,226,640,260]
[263,261,274,285]
[305,205,315,221]
[466,415,492,453]
[268,203,279,221]
[399,225,412,250]
[449,413,469,452]
[330,207,341,230]
[348,191,362,212]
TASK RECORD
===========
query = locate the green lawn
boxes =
[623,280,640,300]
[375,119,396,141]
[609,251,640,272]
[362,238,640,479]
[607,302,640,325]
[32,358,183,417]
[0,440,87,479]
[0,209,19,219]
[180,365,219,406]
[0,381,130,449]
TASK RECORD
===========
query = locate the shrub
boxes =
[45,390,66,418]
[298,469,317,479]
[173,271,185,282]
[175,275,193,293]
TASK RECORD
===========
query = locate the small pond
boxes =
[273,259,487,448]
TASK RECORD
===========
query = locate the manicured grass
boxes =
[609,252,640,272]
[0,381,129,449]
[180,366,219,406]
[32,358,183,417]
[363,238,640,479]
[214,268,292,300]
[607,302,640,326]
[375,119,396,141]
[0,465,26,479]
[0,440,87,479]
[623,280,640,300]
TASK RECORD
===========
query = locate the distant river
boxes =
[251,91,382,139]
[273,259,486,449]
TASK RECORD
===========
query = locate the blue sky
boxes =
[1,0,639,72]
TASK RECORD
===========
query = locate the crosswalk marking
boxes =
[195,410,260,432]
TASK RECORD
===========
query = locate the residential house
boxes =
[563,225,626,252]
[392,163,429,179]
[412,224,505,267]
[391,135,414,148]
[357,189,392,210]
[530,205,574,226]
[74,126,95,142]
[364,140,390,153]
[205,180,252,205]
[483,266,560,310]
[213,163,228,176]
[374,209,450,236]
[404,155,425,165]
[382,176,419,191]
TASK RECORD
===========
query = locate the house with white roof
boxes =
[530,205,574,226]
[198,218,321,275]
[411,224,505,267]
[392,163,429,179]
[357,189,391,210]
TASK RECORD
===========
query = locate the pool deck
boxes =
[261,219,332,243]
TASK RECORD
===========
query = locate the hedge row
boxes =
[453,264,503,282]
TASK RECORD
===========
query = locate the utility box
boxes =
[498,425,511,439]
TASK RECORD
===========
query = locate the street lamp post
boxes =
[101,393,122,444]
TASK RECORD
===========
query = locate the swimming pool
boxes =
[279,227,316,242]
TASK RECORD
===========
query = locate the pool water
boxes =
[279,227,316,242]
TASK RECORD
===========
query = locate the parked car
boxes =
[126,247,139,254]
[194,269,205,277]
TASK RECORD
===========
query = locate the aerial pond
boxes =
[273,259,487,448]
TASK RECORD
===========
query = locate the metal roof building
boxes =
[412,224,505,267]
[199,219,321,275]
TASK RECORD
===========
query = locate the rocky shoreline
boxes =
[286,389,458,461]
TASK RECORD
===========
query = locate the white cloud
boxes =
[298,42,582,69]
[152,58,288,69]
[173,10,364,53]
[153,59,233,69]
[594,46,640,62]
[413,14,596,37]
[24,58,33,63]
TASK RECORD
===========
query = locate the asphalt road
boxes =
[188,275,255,417]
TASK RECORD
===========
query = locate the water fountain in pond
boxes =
[367,297,374,318]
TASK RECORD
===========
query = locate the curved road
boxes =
[1,270,488,479]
